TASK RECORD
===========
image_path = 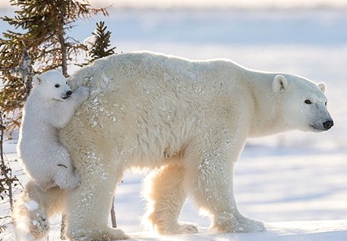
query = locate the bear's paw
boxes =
[155,222,199,235]
[212,214,265,233]
[67,227,129,241]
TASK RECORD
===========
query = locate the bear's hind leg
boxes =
[13,181,65,240]
[14,198,49,241]
[144,162,198,235]
[65,151,129,241]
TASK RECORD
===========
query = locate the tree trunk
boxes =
[111,196,117,228]
[60,214,66,240]
[57,13,67,77]
[0,112,14,212]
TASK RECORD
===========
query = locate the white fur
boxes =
[16,52,333,240]
[13,182,66,240]
[17,69,89,191]
[15,69,89,240]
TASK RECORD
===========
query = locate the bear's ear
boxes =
[56,67,63,73]
[272,75,288,93]
[33,74,42,86]
[318,82,326,93]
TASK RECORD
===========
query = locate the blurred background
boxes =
[1,0,347,237]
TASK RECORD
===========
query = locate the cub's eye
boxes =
[325,102,327,106]
[304,99,312,104]
[55,84,60,88]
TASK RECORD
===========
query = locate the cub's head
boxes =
[32,70,72,101]
[273,74,333,132]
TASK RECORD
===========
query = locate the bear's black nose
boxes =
[66,91,72,96]
[323,120,334,130]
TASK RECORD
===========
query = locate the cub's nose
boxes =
[323,120,334,130]
[66,90,72,96]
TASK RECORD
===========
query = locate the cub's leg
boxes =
[51,145,80,190]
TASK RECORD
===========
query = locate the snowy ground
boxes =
[1,6,347,241]
[115,220,347,241]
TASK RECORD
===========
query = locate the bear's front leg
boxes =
[184,132,265,233]
[64,150,129,241]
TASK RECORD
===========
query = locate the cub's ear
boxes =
[33,74,42,86]
[318,82,326,93]
[56,67,63,73]
[272,75,288,93]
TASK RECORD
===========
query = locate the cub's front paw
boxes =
[63,171,81,190]
[75,86,90,101]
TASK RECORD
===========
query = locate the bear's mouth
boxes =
[309,124,325,132]
[309,123,328,132]
[62,95,70,100]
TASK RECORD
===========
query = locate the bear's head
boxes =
[32,70,72,101]
[273,74,333,132]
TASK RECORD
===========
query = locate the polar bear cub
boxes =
[17,69,89,191]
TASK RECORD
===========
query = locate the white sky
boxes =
[1,0,346,9]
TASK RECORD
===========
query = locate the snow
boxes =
[24,200,39,211]
[123,220,347,241]
[1,4,347,241]
[83,35,97,51]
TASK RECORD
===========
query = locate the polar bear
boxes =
[17,69,89,191]
[17,52,333,241]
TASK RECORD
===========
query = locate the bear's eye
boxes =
[304,99,312,105]
[55,84,60,88]
[325,101,327,106]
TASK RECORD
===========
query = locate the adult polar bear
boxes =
[33,51,333,240]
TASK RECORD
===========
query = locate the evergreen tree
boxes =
[0,0,109,131]
[82,21,116,66]
[90,21,116,61]
[0,0,109,236]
